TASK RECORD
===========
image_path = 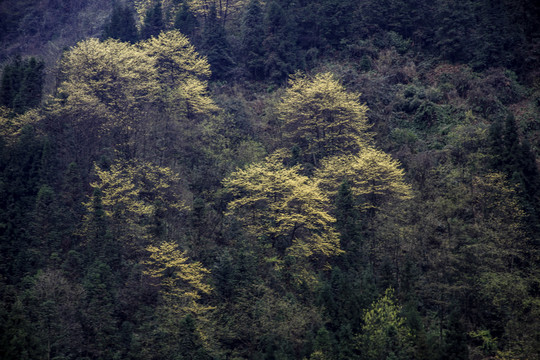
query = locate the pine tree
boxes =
[201,4,235,79]
[241,0,265,80]
[263,0,300,83]
[174,1,199,40]
[1,56,43,113]
[103,3,138,43]
[140,2,164,40]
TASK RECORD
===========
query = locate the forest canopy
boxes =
[0,0,539,359]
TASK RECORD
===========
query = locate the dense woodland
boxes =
[1,0,540,359]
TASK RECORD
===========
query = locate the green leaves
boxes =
[358,288,413,360]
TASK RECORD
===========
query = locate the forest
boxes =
[0,0,539,359]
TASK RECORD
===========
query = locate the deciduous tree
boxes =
[278,72,372,166]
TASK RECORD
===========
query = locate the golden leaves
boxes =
[139,30,210,85]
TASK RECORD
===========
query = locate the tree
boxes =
[174,1,199,40]
[201,4,235,79]
[143,241,212,316]
[50,38,158,163]
[103,3,139,43]
[358,288,413,360]
[142,240,213,357]
[223,154,342,282]
[0,56,44,113]
[81,159,188,260]
[277,72,372,166]
[140,2,164,39]
[241,0,265,80]
[138,29,211,89]
[262,0,301,83]
[315,148,412,211]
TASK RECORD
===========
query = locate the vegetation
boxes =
[0,0,539,359]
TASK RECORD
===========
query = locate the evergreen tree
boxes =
[140,2,164,40]
[441,309,468,360]
[0,56,43,113]
[263,0,300,83]
[201,4,235,79]
[82,261,120,359]
[241,0,265,80]
[0,56,22,109]
[103,3,138,43]
[334,181,362,254]
[174,1,199,40]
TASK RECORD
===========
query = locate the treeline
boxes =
[0,0,539,360]
[98,0,540,83]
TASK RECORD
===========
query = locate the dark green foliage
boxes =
[140,2,164,40]
[434,1,476,63]
[441,309,469,360]
[489,114,540,227]
[201,4,235,79]
[103,3,138,43]
[0,56,44,113]
[262,0,300,83]
[0,125,44,281]
[241,0,265,80]
[0,1,539,359]
[173,315,211,360]
[82,261,121,359]
[174,1,199,39]
[334,181,362,254]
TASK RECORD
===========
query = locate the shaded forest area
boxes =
[1,0,539,359]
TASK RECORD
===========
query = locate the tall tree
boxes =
[223,154,342,285]
[241,0,265,80]
[140,2,164,40]
[201,4,235,79]
[103,3,139,43]
[174,0,199,40]
[262,0,300,83]
[357,288,413,360]
[277,72,372,166]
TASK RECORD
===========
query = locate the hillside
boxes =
[1,0,539,359]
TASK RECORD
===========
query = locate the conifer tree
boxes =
[140,2,164,39]
[0,56,43,113]
[201,4,235,79]
[241,0,265,80]
[263,0,300,83]
[174,1,199,40]
[103,3,138,43]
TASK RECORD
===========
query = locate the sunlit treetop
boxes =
[138,30,211,87]
[315,148,412,210]
[224,154,342,262]
[143,240,213,316]
[278,72,372,166]
[53,37,159,133]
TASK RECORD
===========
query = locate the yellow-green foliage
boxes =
[143,241,213,315]
[358,288,413,360]
[54,38,159,132]
[278,72,372,164]
[0,108,43,144]
[82,159,188,249]
[315,148,412,210]
[139,30,216,119]
[139,30,210,86]
[223,155,342,261]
